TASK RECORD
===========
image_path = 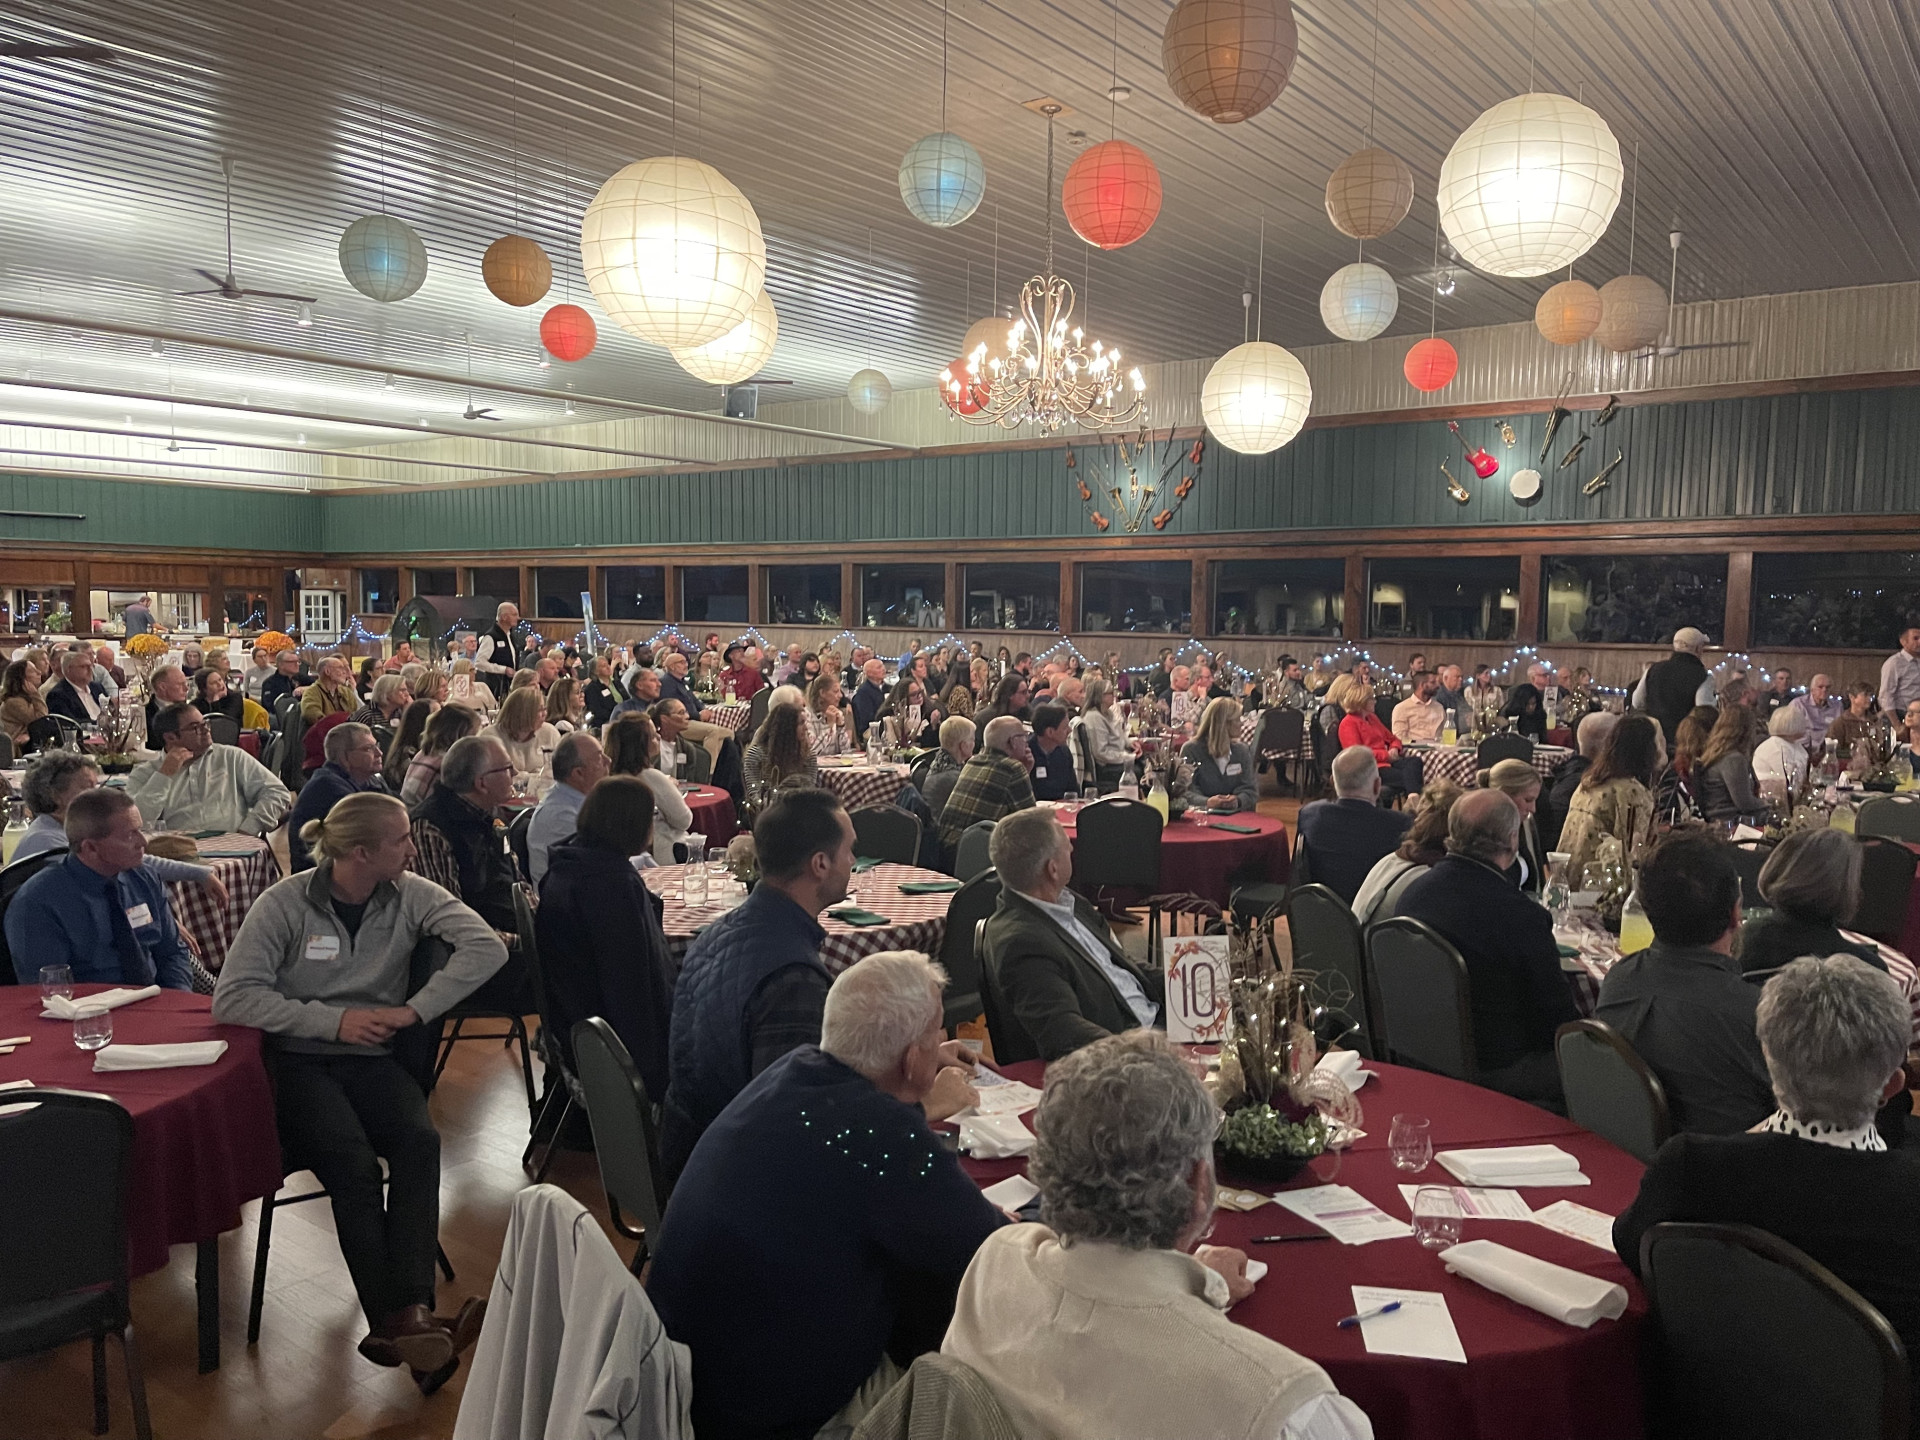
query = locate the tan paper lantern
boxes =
[1325,147,1415,240]
[1162,0,1299,126]
[962,315,1012,379]
[482,234,553,307]
[1535,278,1603,345]
[1595,273,1667,353]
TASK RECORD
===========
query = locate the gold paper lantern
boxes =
[1325,147,1414,240]
[962,316,1012,378]
[1595,273,1667,353]
[1535,278,1603,345]
[1162,0,1299,126]
[481,234,553,307]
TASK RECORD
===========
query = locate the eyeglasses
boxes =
[176,721,210,735]
[480,764,516,779]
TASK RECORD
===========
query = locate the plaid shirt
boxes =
[937,751,1036,852]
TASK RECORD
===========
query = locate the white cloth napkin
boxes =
[1442,1238,1629,1329]
[92,1040,229,1071]
[1437,1144,1589,1187]
[41,985,161,1020]
[956,1111,1035,1159]
[1314,1049,1372,1090]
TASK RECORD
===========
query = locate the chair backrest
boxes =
[954,819,997,881]
[0,847,65,986]
[1366,916,1478,1080]
[207,712,241,747]
[851,804,920,866]
[0,1088,133,1308]
[507,805,535,879]
[935,869,1001,1029]
[1555,1019,1672,1162]
[976,914,1039,1065]
[1375,694,1398,730]
[1313,704,1344,765]
[1287,883,1375,1050]
[1641,1221,1910,1440]
[1729,839,1775,912]
[1854,836,1920,945]
[570,1016,664,1249]
[1858,795,1920,843]
[747,684,772,735]
[1071,796,1163,890]
[1476,732,1535,768]
[24,714,62,754]
[0,731,13,766]
[1256,706,1305,758]
[511,883,559,1056]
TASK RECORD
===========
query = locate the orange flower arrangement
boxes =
[255,630,297,655]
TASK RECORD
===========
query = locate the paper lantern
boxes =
[898,132,986,228]
[1162,0,1299,125]
[539,303,597,362]
[1318,262,1399,341]
[338,213,429,302]
[1061,140,1162,250]
[962,315,1013,378]
[1436,92,1623,278]
[1535,278,1603,345]
[1595,273,1668,353]
[672,289,779,384]
[939,358,988,415]
[580,155,767,349]
[847,368,892,414]
[1325,147,1415,240]
[1403,336,1459,392]
[1201,340,1312,455]
[482,234,553,306]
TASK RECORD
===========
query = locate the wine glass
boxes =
[39,964,73,1005]
[72,1007,112,1052]
[1412,1187,1463,1250]
[1389,1114,1432,1174]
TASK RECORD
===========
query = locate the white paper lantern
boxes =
[581,155,767,350]
[898,132,986,228]
[338,213,429,302]
[961,315,1013,377]
[1535,277,1603,345]
[1595,273,1668,353]
[847,367,892,414]
[1436,92,1623,278]
[1201,341,1312,455]
[1318,262,1399,341]
[672,289,779,384]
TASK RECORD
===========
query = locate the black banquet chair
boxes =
[1476,732,1535,769]
[571,1016,666,1272]
[1070,795,1162,906]
[850,804,920,866]
[1366,916,1478,1081]
[1288,884,1376,1057]
[936,869,1002,1034]
[1555,1019,1671,1163]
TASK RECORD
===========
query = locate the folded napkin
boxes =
[42,985,161,1021]
[1442,1238,1628,1329]
[92,1040,229,1072]
[1437,1145,1589,1188]
[957,1110,1035,1159]
[1207,821,1262,834]
[897,879,963,894]
[826,906,892,927]
[851,856,884,872]
[1314,1049,1373,1090]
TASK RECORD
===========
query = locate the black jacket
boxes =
[1642,651,1710,743]
[1739,910,1883,977]
[45,677,105,725]
[1294,797,1411,904]
[982,889,1165,1063]
[410,782,518,931]
[1540,753,1591,850]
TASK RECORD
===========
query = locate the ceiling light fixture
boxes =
[148,338,164,357]
[295,302,314,327]
[383,373,397,390]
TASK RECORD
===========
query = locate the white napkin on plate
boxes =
[1437,1144,1589,1187]
[1314,1049,1372,1090]
[92,1040,228,1071]
[1442,1238,1628,1328]
[41,985,161,1020]
[957,1111,1035,1159]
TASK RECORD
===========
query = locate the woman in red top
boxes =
[1337,683,1425,802]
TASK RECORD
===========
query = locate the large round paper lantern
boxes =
[339,214,429,302]
[1162,0,1300,125]
[1594,273,1667,353]
[1201,341,1312,455]
[1403,336,1459,391]
[962,315,1013,378]
[482,235,553,306]
[672,290,779,384]
[1436,92,1623,278]
[847,368,892,414]
[1535,278,1603,345]
[1318,262,1399,341]
[1061,140,1162,250]
[1325,147,1415,240]
[898,132,986,228]
[580,155,767,350]
[539,303,597,362]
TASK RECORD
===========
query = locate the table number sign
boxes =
[1164,935,1231,1042]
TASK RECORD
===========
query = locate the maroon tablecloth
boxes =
[1054,806,1291,906]
[0,987,283,1277]
[684,784,738,845]
[966,1059,1647,1440]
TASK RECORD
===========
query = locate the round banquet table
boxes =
[964,1058,1648,1440]
[168,832,283,989]
[1410,742,1573,789]
[702,699,753,737]
[682,783,738,845]
[813,758,912,812]
[1050,802,1290,907]
[0,986,283,1372]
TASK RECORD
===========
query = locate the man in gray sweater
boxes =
[214,791,507,1392]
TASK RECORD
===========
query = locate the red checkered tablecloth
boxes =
[814,760,912,812]
[643,860,954,974]
[704,701,753,737]
[1411,742,1573,788]
[169,833,281,992]
[1237,712,1260,746]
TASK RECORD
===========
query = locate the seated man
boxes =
[921,714,975,820]
[214,792,504,1391]
[143,663,191,733]
[982,806,1163,1061]
[938,715,1036,861]
[288,722,388,872]
[125,702,292,837]
[1028,702,1077,801]
[259,648,310,716]
[608,663,661,721]
[1614,955,1920,1421]
[525,732,608,884]
[1595,829,1773,1135]
[657,649,705,717]
[947,1031,1374,1440]
[649,952,997,1440]
[45,648,107,725]
[407,735,520,934]
[1390,669,1446,744]
[300,655,358,721]
[6,788,193,989]
[720,642,765,700]
[1397,789,1578,1106]
[1293,746,1411,904]
[850,656,889,741]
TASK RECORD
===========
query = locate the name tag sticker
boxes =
[305,934,341,961]
[1034,765,1047,778]
[124,903,153,929]
[1225,763,1243,775]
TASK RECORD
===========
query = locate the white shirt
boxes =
[1756,1108,1886,1152]
[1016,888,1159,1028]
[1752,735,1809,794]
[1079,707,1131,766]
[1881,649,1920,717]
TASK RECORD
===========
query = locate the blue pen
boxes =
[1336,1301,1402,1329]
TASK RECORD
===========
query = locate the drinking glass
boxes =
[72,1007,112,1052]
[1389,1114,1432,1174]
[39,964,73,1004]
[682,863,709,907]
[1412,1187,1463,1250]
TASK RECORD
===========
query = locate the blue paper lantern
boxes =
[897,132,985,228]
[338,213,429,302]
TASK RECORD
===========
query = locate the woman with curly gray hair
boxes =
[944,1031,1373,1440]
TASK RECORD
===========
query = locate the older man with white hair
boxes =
[1292,746,1412,904]
[474,600,523,699]
[1634,625,1717,742]
[1541,710,1619,849]
[649,951,1001,1440]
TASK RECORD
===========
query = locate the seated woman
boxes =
[803,672,855,757]
[1752,703,1811,801]
[1560,712,1663,885]
[920,715,975,820]
[0,659,48,751]
[400,703,482,805]
[1741,827,1892,978]
[1697,707,1766,822]
[742,703,817,813]
[195,666,248,730]
[1827,681,1881,764]
[1479,756,1546,892]
[582,655,620,729]
[1078,677,1131,791]
[939,674,974,721]
[604,712,694,864]
[381,699,433,794]
[1337,683,1423,803]
[484,686,559,798]
[875,675,938,749]
[1502,682,1548,741]
[544,675,586,736]
[1352,780,1461,926]
[1180,697,1257,812]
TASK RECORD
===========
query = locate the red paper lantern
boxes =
[939,359,988,415]
[540,303,598,362]
[1061,140,1163,251]
[1403,336,1459,392]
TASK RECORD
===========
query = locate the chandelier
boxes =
[941,106,1145,433]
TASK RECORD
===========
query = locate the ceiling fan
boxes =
[462,334,502,420]
[179,157,317,305]
[162,403,213,452]
[1633,231,1750,360]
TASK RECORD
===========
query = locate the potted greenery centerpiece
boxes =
[94,694,140,774]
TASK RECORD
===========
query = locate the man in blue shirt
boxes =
[1027,703,1077,800]
[657,650,704,718]
[287,721,389,872]
[7,787,193,989]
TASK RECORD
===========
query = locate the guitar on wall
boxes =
[1447,420,1500,479]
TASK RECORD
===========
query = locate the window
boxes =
[298,589,339,643]
[533,567,589,619]
[468,568,521,607]
[1212,559,1345,637]
[766,565,841,625]
[603,565,665,621]
[681,565,749,624]
[410,567,457,597]
[5,587,75,633]
[360,567,399,614]
[224,589,269,631]
[860,565,945,628]
[1543,554,1728,645]
[154,591,207,634]
[1078,561,1191,633]
[1366,557,1519,640]
[1753,551,1920,649]
[963,563,1059,631]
